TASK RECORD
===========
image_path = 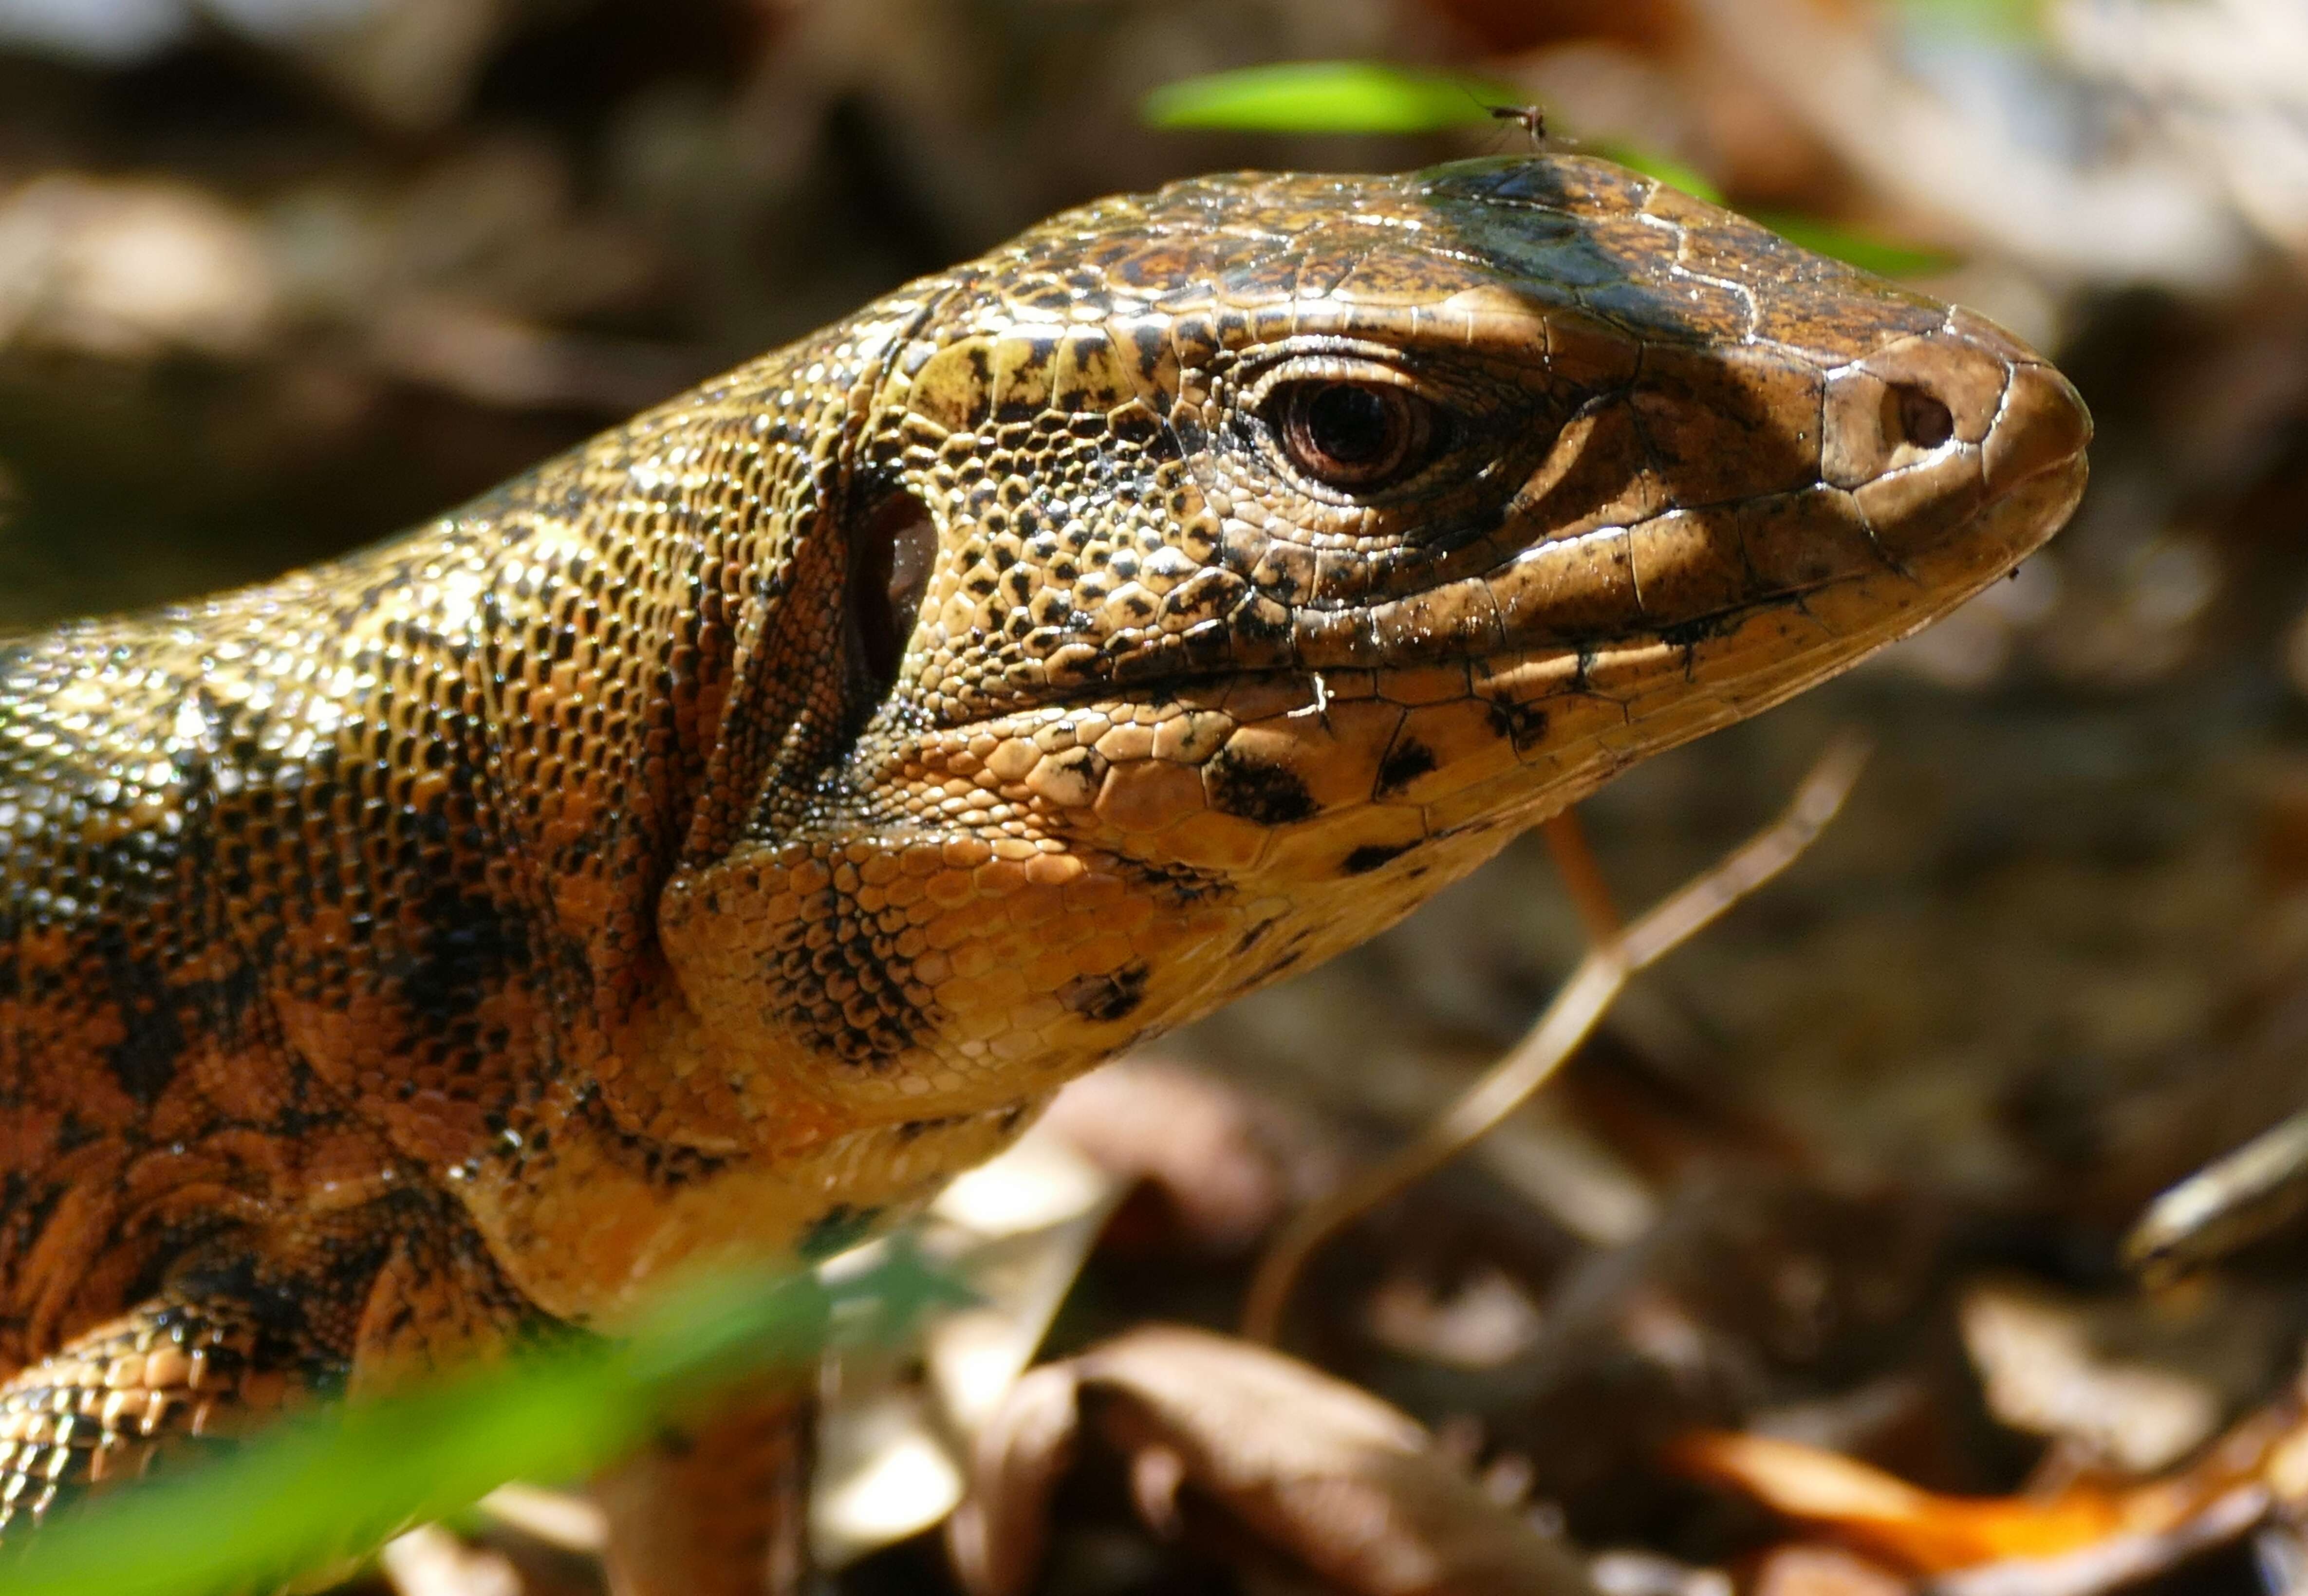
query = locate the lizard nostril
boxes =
[1889,384,1954,450]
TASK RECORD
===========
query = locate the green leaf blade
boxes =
[0,1249,958,1596]
[1589,140,1728,206]
[1751,211,1961,278]
[1142,61,1524,135]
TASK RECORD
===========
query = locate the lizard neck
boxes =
[429,306,992,1317]
[441,325,879,1138]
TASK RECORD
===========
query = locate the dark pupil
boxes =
[1304,384,1393,465]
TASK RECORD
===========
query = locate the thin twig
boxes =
[1541,809,1624,944]
[2124,1106,2308,1285]
[1240,733,1872,1344]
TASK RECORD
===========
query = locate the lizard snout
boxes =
[1822,309,2092,566]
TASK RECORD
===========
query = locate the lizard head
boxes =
[654,155,2087,1134]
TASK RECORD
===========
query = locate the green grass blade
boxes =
[1588,140,1728,206]
[1750,211,1960,278]
[0,1245,965,1596]
[1142,61,1526,135]
[1895,0,2046,41]
[1140,68,1957,280]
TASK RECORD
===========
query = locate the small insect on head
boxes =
[1488,102,1547,150]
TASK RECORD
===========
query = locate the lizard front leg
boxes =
[0,1208,529,1565]
[593,1378,816,1596]
[0,1285,820,1596]
[0,1293,303,1539]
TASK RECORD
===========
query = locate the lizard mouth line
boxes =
[925,447,2085,738]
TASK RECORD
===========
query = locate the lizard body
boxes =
[0,155,2086,1579]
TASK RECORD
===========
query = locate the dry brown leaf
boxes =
[1038,1056,1290,1250]
[379,1525,523,1596]
[1671,1431,2132,1571]
[1673,1373,2308,1579]
[1933,1487,2270,1596]
[1748,1543,1910,1596]
[0,175,277,359]
[949,1324,1596,1596]
[1956,1277,2224,1472]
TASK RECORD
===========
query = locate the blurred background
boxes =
[9,1,2308,1593]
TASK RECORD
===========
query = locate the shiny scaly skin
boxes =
[0,156,2087,1546]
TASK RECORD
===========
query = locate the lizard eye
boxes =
[1267,380,1439,492]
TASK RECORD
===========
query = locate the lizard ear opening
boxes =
[848,488,938,701]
